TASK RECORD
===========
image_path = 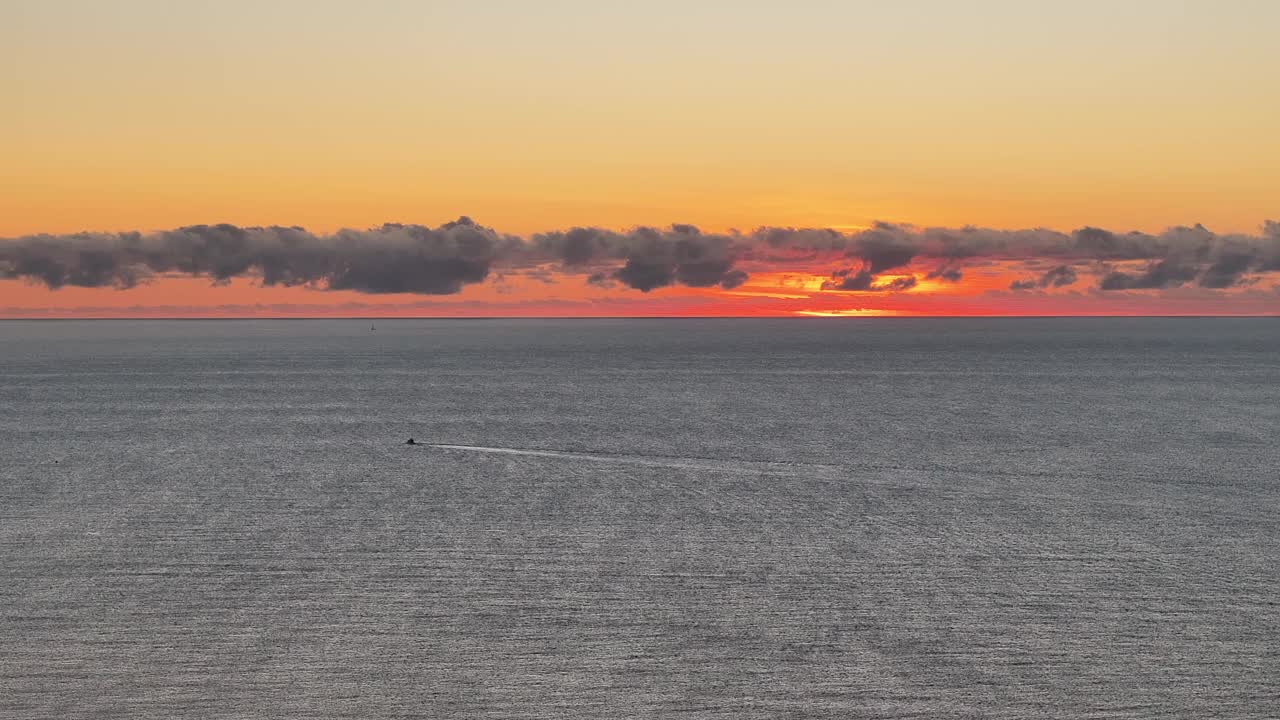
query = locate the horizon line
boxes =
[1,314,1277,321]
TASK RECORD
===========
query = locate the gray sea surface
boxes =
[1,318,1278,718]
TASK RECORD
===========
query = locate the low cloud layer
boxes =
[3,218,1279,296]
[1011,265,1078,291]
[534,225,744,291]
[821,268,918,293]
[0,218,512,295]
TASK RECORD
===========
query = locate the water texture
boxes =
[1,318,1277,718]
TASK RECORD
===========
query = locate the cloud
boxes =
[614,256,674,292]
[4,217,1279,296]
[534,224,746,291]
[821,268,917,292]
[848,223,918,273]
[718,269,749,289]
[585,271,616,288]
[883,275,918,291]
[1199,249,1256,289]
[2,232,149,289]
[325,219,502,294]
[822,268,875,291]
[927,265,963,282]
[739,220,1280,292]
[1010,264,1078,290]
[1071,227,1160,260]
[1262,221,1280,270]
[1039,265,1078,288]
[1099,260,1200,290]
[554,227,608,266]
[0,219,511,295]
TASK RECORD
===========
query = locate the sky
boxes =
[2,0,1278,317]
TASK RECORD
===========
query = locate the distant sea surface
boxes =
[2,318,1278,719]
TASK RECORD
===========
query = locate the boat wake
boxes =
[425,443,819,475]
[426,442,1157,496]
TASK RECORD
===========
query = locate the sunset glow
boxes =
[3,1,1277,317]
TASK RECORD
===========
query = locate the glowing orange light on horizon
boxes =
[723,291,813,300]
[793,308,905,317]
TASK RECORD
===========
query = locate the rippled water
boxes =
[2,318,1278,718]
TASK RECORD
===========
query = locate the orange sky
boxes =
[3,258,1276,318]
[3,2,1278,316]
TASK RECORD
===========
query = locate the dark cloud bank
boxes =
[3,218,1278,295]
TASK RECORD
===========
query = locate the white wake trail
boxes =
[426,444,743,472]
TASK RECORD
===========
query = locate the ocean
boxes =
[1,318,1277,718]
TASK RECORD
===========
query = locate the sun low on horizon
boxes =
[3,0,1278,318]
